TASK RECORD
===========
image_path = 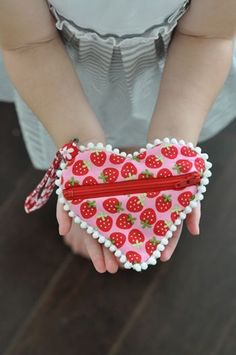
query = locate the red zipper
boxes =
[62,171,201,200]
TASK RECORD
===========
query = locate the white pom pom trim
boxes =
[163,137,170,144]
[113,148,120,155]
[55,179,61,187]
[55,137,212,272]
[157,244,165,252]
[96,142,104,149]
[87,142,94,149]
[105,144,113,152]
[147,256,157,265]
[154,139,161,145]
[120,255,127,263]
[146,143,154,149]
[161,237,169,245]
[133,263,142,272]
[153,250,161,258]
[68,211,75,218]
[139,148,146,153]
[170,138,178,144]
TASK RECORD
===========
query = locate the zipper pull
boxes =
[174,171,200,189]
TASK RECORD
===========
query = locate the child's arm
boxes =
[0,0,105,148]
[147,0,235,261]
[148,0,236,145]
[0,1,119,274]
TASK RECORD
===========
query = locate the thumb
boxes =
[56,197,72,236]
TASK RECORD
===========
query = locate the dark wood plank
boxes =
[0,103,29,202]
[5,118,236,355]
[0,103,69,353]
[5,254,163,355]
[3,106,236,355]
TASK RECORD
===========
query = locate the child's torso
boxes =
[47,0,188,35]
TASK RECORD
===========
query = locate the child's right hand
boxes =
[56,197,120,273]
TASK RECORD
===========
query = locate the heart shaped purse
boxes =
[25,137,212,272]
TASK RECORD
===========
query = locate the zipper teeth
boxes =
[62,172,201,200]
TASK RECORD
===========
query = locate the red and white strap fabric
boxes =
[24,139,79,214]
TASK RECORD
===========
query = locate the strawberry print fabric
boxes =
[60,142,205,264]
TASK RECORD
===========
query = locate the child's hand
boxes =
[56,197,120,273]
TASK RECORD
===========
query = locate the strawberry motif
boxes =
[90,151,106,166]
[133,151,147,162]
[103,198,123,213]
[65,176,79,189]
[154,220,171,236]
[121,162,137,178]
[140,208,157,228]
[178,191,195,207]
[126,195,145,213]
[146,191,160,198]
[96,213,113,232]
[72,160,90,176]
[181,146,197,157]
[128,229,145,245]
[126,251,141,264]
[82,176,98,185]
[116,213,136,229]
[64,177,83,204]
[145,155,163,169]
[194,157,205,174]
[137,151,147,160]
[153,220,169,237]
[155,194,172,212]
[157,168,173,178]
[173,159,193,174]
[109,154,125,164]
[109,232,126,248]
[138,169,154,179]
[71,197,83,205]
[171,206,182,222]
[80,200,97,219]
[161,144,178,159]
[145,236,160,255]
[99,167,119,183]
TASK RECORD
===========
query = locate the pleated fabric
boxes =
[1,0,235,170]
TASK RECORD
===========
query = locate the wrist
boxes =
[147,131,199,146]
[51,116,106,149]
[147,121,200,146]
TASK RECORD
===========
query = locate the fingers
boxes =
[160,222,183,262]
[186,202,201,236]
[83,232,107,273]
[102,246,119,274]
[56,198,72,236]
[62,219,119,273]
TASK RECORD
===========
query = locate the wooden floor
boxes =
[1,102,236,355]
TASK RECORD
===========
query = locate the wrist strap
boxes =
[24,139,79,214]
